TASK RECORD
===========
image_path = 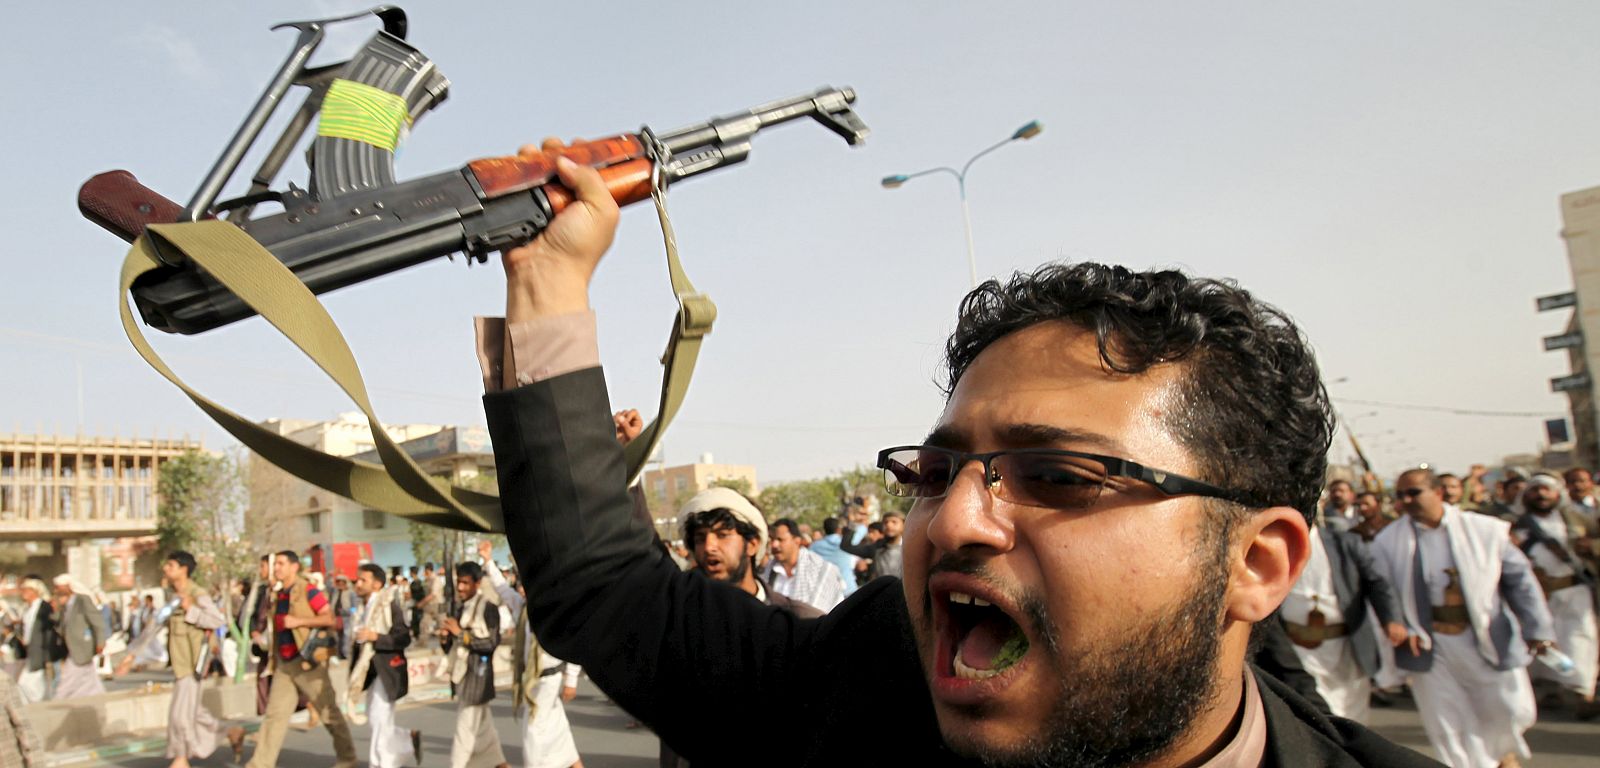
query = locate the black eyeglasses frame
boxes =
[875,444,1250,509]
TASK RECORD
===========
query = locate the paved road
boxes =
[1367,691,1598,767]
[99,679,1600,767]
[105,678,660,768]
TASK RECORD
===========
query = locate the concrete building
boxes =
[641,454,759,503]
[1555,185,1600,471]
[639,454,759,542]
[249,414,492,576]
[0,432,201,589]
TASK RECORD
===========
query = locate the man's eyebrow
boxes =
[923,422,1129,455]
[998,423,1128,455]
[924,425,968,449]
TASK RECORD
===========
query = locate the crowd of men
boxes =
[1295,467,1599,766]
[207,547,586,768]
[9,155,1600,767]
[0,573,114,704]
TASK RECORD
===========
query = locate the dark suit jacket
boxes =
[1283,527,1403,678]
[20,602,55,673]
[355,599,411,700]
[486,367,1439,767]
[59,594,107,666]
[443,596,499,706]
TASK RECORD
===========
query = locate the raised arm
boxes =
[1344,532,1402,627]
[483,560,523,615]
[487,148,818,752]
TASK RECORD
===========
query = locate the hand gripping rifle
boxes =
[78,6,868,532]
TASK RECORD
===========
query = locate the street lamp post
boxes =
[882,120,1044,288]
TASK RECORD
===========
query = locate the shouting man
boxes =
[478,152,1435,766]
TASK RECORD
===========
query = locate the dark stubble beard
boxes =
[952,519,1235,768]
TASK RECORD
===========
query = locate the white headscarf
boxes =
[679,487,770,565]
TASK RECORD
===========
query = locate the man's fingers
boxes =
[1407,635,1421,656]
[540,137,565,152]
[554,156,617,214]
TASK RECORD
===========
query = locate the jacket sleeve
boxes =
[487,367,818,755]
[1344,533,1402,627]
[186,594,226,631]
[375,601,410,652]
[88,599,108,648]
[483,559,525,616]
[838,537,880,559]
[1498,540,1555,642]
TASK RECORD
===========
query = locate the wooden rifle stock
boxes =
[465,134,656,211]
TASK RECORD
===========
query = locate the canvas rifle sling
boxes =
[117,184,713,533]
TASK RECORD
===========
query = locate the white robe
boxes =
[1514,512,1599,697]
[1406,519,1536,768]
[1282,532,1370,722]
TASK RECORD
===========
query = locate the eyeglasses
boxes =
[1396,488,1426,499]
[876,445,1246,510]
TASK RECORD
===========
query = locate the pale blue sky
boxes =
[4,1,1599,483]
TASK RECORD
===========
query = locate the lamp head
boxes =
[881,174,908,189]
[1012,120,1043,140]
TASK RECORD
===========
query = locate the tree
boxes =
[409,471,502,574]
[156,449,252,593]
[754,466,912,529]
[157,448,255,681]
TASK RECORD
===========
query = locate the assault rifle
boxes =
[77,5,868,335]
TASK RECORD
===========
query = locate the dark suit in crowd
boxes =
[356,597,411,701]
[1280,527,1404,679]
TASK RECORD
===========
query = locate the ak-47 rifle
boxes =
[73,6,868,532]
[77,5,868,335]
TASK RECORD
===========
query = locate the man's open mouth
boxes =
[935,586,1031,681]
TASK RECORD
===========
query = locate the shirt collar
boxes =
[1196,669,1267,767]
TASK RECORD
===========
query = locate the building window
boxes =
[362,509,386,530]
[309,513,323,534]
[675,477,687,491]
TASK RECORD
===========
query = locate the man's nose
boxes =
[924,460,1013,554]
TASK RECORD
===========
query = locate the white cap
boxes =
[678,487,769,565]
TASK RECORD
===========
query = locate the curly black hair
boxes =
[943,263,1334,521]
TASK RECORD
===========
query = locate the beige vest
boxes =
[166,583,211,676]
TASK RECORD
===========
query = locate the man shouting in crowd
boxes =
[477,150,1436,766]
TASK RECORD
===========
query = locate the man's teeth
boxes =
[947,591,991,607]
[954,654,1002,680]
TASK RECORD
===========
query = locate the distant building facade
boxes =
[640,454,759,542]
[250,414,493,576]
[641,454,759,502]
[0,432,200,590]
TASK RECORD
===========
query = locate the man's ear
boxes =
[1227,506,1310,623]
